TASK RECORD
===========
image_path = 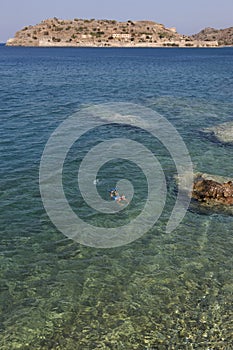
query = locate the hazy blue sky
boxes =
[1,0,233,42]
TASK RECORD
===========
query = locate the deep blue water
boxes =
[0,47,233,349]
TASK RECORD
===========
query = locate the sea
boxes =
[0,46,233,349]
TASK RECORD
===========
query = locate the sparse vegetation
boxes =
[52,37,61,42]
[54,27,63,31]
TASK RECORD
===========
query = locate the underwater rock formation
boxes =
[202,121,233,144]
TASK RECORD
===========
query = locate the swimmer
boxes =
[109,189,128,205]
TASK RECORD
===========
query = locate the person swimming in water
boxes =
[109,189,128,204]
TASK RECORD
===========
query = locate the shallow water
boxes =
[0,47,233,349]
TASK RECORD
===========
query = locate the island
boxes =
[6,18,228,47]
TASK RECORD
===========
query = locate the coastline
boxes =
[3,43,231,48]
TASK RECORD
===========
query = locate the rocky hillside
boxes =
[192,26,233,46]
[6,18,183,47]
[6,18,219,47]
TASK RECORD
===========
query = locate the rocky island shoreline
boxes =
[6,18,230,48]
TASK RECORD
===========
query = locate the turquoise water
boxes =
[0,47,233,349]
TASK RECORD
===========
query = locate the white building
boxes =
[112,33,131,39]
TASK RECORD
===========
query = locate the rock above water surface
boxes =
[193,176,233,205]
[177,172,233,214]
[202,121,233,144]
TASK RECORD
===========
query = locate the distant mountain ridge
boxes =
[6,18,231,47]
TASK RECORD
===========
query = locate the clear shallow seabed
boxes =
[0,47,233,349]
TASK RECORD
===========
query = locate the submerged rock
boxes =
[202,121,233,144]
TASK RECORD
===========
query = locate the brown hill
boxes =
[6,18,183,47]
[6,18,220,47]
[192,26,233,46]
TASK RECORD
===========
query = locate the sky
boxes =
[0,0,233,42]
